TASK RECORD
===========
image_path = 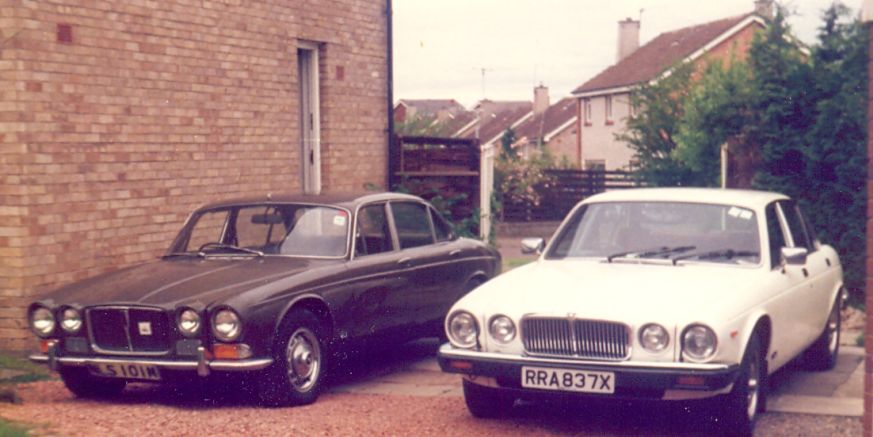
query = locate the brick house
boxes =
[511,90,578,164]
[0,0,392,351]
[572,2,772,170]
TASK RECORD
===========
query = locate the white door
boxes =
[298,44,321,194]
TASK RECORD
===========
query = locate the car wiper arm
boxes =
[198,243,264,257]
[606,245,696,263]
[161,252,205,259]
[671,249,759,265]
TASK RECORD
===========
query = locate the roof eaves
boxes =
[544,116,578,143]
[482,111,535,147]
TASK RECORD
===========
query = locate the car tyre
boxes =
[462,379,514,418]
[59,367,126,399]
[715,333,765,437]
[805,300,840,371]
[257,309,327,407]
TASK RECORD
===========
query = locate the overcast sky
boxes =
[393,0,863,107]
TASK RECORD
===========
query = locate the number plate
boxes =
[521,366,614,394]
[93,362,162,381]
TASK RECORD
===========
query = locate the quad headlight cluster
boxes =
[446,312,517,348]
[28,304,244,343]
[637,322,718,361]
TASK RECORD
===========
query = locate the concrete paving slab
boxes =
[329,341,864,417]
[767,394,863,417]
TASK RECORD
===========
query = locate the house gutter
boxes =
[386,0,397,190]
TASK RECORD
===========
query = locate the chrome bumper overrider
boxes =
[29,345,273,377]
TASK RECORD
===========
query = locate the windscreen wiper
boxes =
[671,249,759,265]
[161,252,205,259]
[198,242,264,257]
[607,245,696,263]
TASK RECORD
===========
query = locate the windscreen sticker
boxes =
[728,207,741,217]
[333,215,347,226]
[738,210,753,220]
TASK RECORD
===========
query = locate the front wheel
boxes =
[59,367,126,399]
[462,379,514,418]
[715,334,765,436]
[257,310,327,407]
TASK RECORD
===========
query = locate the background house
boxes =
[0,0,392,351]
[572,2,773,170]
[511,93,578,164]
[394,99,466,124]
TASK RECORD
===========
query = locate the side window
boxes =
[355,204,392,257]
[391,202,435,249]
[431,208,454,242]
[765,203,786,269]
[779,201,812,251]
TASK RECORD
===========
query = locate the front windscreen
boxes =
[176,204,350,258]
[547,202,761,265]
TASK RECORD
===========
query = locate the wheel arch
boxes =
[272,294,334,352]
[739,313,772,374]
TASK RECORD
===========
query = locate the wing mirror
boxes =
[781,247,808,266]
[520,238,545,255]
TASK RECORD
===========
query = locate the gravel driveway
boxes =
[0,372,861,436]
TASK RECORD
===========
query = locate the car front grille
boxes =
[86,307,171,355]
[521,317,631,360]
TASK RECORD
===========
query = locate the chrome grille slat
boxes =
[522,317,630,361]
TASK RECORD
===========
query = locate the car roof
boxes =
[196,192,424,211]
[582,188,789,210]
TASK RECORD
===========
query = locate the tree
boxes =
[674,59,755,187]
[803,3,868,301]
[500,128,517,159]
[617,62,700,186]
[747,9,814,198]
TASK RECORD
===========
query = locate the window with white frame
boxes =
[583,98,592,125]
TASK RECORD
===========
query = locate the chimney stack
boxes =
[617,18,640,63]
[754,0,774,19]
[533,84,549,115]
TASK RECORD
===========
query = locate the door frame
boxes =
[298,41,321,194]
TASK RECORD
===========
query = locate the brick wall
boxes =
[0,0,389,351]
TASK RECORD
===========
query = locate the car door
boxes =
[335,202,407,341]
[777,200,832,346]
[386,201,470,330]
[761,201,815,369]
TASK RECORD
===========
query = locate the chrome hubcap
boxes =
[746,349,759,419]
[285,327,321,393]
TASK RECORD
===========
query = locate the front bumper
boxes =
[438,343,740,401]
[30,344,273,378]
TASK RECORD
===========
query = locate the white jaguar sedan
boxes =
[438,188,844,436]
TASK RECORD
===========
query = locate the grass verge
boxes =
[0,419,30,437]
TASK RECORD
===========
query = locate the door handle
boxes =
[398,257,412,268]
[802,268,808,278]
[449,249,462,258]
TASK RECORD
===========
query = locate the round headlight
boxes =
[212,309,242,342]
[30,307,56,338]
[447,311,478,348]
[488,315,516,343]
[178,309,201,337]
[60,308,83,334]
[639,323,670,353]
[682,324,717,362]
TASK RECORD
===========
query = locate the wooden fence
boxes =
[502,169,642,222]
